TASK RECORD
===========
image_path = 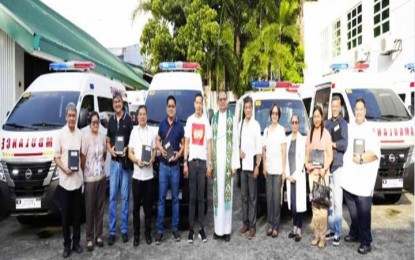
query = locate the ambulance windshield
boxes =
[346,88,412,121]
[3,91,80,131]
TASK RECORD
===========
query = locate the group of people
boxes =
[54,90,380,258]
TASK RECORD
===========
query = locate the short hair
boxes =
[65,102,77,115]
[88,111,100,124]
[138,105,147,114]
[332,95,342,104]
[113,92,123,101]
[243,96,253,107]
[269,103,281,122]
[217,90,227,99]
[166,95,176,106]
[290,114,300,123]
[355,97,366,108]
[195,92,203,102]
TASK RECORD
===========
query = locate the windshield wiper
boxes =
[379,114,410,121]
[32,122,64,127]
[4,123,38,130]
[365,115,382,121]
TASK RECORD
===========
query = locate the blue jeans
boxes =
[109,160,131,235]
[157,162,180,234]
[343,189,373,246]
[328,168,343,237]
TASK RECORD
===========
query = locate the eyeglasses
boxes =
[218,98,227,101]
[271,112,279,116]
[91,121,99,125]
[291,121,299,125]
[167,105,176,108]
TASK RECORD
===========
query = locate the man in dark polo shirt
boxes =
[155,95,185,245]
[106,92,133,245]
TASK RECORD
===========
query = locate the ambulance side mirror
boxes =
[6,111,9,117]
[78,108,88,129]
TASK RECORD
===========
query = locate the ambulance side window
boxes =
[81,95,94,113]
[98,97,113,113]
[315,87,330,121]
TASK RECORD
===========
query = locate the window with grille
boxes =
[374,0,390,37]
[332,19,341,57]
[347,4,362,50]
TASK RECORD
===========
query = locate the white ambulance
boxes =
[233,81,310,210]
[310,63,415,203]
[392,63,414,116]
[144,62,207,219]
[0,61,127,223]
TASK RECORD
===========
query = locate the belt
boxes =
[190,159,206,163]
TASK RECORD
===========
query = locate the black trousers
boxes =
[60,186,82,248]
[132,178,153,237]
[188,159,207,230]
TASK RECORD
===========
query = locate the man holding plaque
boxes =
[155,95,185,245]
[128,105,156,247]
[54,102,83,258]
[341,98,380,255]
[325,95,348,246]
[106,93,134,245]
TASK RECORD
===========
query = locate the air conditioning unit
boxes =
[380,35,398,55]
[354,47,368,62]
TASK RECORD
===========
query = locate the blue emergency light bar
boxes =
[330,63,349,71]
[159,61,200,71]
[49,61,95,71]
[252,81,277,88]
[404,63,415,71]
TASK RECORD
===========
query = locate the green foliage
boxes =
[135,0,305,97]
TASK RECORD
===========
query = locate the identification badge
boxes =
[94,162,101,176]
[334,124,340,132]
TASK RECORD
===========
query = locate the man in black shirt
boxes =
[106,93,133,245]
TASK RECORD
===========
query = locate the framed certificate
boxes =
[309,149,324,169]
[68,150,79,171]
[141,145,152,165]
[164,141,175,161]
[354,139,365,155]
[115,136,125,156]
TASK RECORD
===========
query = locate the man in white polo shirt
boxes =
[128,105,157,247]
[341,97,380,255]
[235,96,262,240]
[183,93,212,244]
[54,102,83,258]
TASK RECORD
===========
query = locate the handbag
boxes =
[311,177,331,207]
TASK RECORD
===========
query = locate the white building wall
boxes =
[0,29,16,124]
[304,0,415,85]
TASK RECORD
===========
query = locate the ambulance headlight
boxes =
[0,163,5,182]
[51,164,59,181]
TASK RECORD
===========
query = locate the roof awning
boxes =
[0,0,149,90]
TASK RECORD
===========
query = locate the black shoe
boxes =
[224,234,231,242]
[172,231,181,242]
[198,228,207,243]
[96,238,104,247]
[325,232,335,241]
[155,234,163,245]
[188,230,195,244]
[145,233,152,245]
[62,247,71,258]
[294,234,302,242]
[333,236,341,246]
[122,233,129,243]
[358,245,372,254]
[344,235,359,243]
[213,233,222,240]
[133,236,139,247]
[288,231,296,239]
[108,234,116,246]
[72,244,83,254]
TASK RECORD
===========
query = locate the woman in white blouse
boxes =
[285,114,307,242]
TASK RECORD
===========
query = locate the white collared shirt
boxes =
[128,125,156,181]
[237,118,262,171]
[341,120,381,197]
